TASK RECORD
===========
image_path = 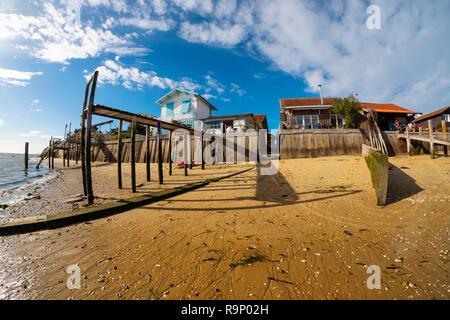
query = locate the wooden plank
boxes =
[24,142,29,170]
[158,121,163,184]
[428,119,434,159]
[118,120,123,189]
[406,127,411,154]
[85,71,98,205]
[146,125,151,181]
[131,117,136,193]
[169,130,173,175]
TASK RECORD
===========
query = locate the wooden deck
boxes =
[398,120,448,158]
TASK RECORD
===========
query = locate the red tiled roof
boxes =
[412,105,450,123]
[361,103,421,114]
[280,97,337,107]
[254,114,266,123]
[280,98,421,114]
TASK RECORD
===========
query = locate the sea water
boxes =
[0,153,57,208]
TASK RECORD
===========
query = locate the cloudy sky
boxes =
[0,0,449,153]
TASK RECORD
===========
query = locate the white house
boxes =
[156,89,217,128]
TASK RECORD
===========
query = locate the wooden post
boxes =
[117,120,123,189]
[442,120,447,139]
[24,142,29,171]
[146,125,151,182]
[168,130,173,176]
[201,132,205,170]
[406,127,411,155]
[131,117,136,193]
[189,135,193,169]
[419,126,422,136]
[85,71,98,205]
[158,121,163,184]
[184,134,188,176]
[442,121,447,157]
[51,139,54,169]
[428,119,434,159]
[63,146,66,167]
[48,139,51,170]
[75,144,79,165]
[67,146,70,167]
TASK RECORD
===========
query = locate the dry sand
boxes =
[0,155,448,300]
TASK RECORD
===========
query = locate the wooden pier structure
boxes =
[398,119,449,158]
[80,71,203,204]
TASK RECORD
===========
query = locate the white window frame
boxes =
[296,115,319,128]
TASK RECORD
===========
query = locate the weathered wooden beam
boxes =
[131,117,136,193]
[51,139,54,169]
[158,121,163,184]
[24,142,29,171]
[146,125,151,182]
[406,127,411,155]
[201,132,205,170]
[67,146,70,167]
[168,130,173,176]
[428,119,434,159]
[85,71,99,205]
[184,134,188,176]
[419,126,422,136]
[48,139,51,170]
[442,120,447,157]
[118,120,123,189]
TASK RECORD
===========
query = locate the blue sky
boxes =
[0,0,449,153]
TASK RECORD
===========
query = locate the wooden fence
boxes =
[279,129,406,159]
[58,130,407,163]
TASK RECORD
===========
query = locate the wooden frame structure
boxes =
[80,71,204,204]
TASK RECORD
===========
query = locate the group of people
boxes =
[394,119,418,133]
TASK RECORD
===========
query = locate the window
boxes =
[296,115,319,129]
[443,114,450,122]
[180,99,191,114]
[331,115,344,128]
[207,121,221,129]
[180,119,193,127]
[166,102,174,117]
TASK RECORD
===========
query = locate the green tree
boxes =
[332,94,363,129]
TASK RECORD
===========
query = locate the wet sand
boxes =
[2,158,251,222]
[0,155,448,300]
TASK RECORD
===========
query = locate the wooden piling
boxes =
[168,130,173,176]
[442,120,447,157]
[419,126,422,136]
[85,71,98,205]
[131,117,136,193]
[146,125,151,182]
[158,121,163,184]
[118,120,123,189]
[67,147,70,167]
[184,134,188,176]
[51,139,54,169]
[48,139,51,170]
[428,119,434,159]
[406,127,411,155]
[80,116,87,196]
[201,132,205,170]
[24,142,29,170]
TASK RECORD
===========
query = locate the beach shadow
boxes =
[255,164,298,203]
[387,163,423,205]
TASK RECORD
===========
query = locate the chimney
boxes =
[318,84,324,105]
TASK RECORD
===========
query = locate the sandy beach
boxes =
[0,155,448,300]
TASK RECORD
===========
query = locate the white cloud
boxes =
[178,21,247,46]
[31,99,39,105]
[204,75,224,94]
[17,131,60,139]
[87,60,201,92]
[0,67,43,86]
[230,83,246,96]
[247,0,450,112]
[0,118,4,126]
[172,0,214,16]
